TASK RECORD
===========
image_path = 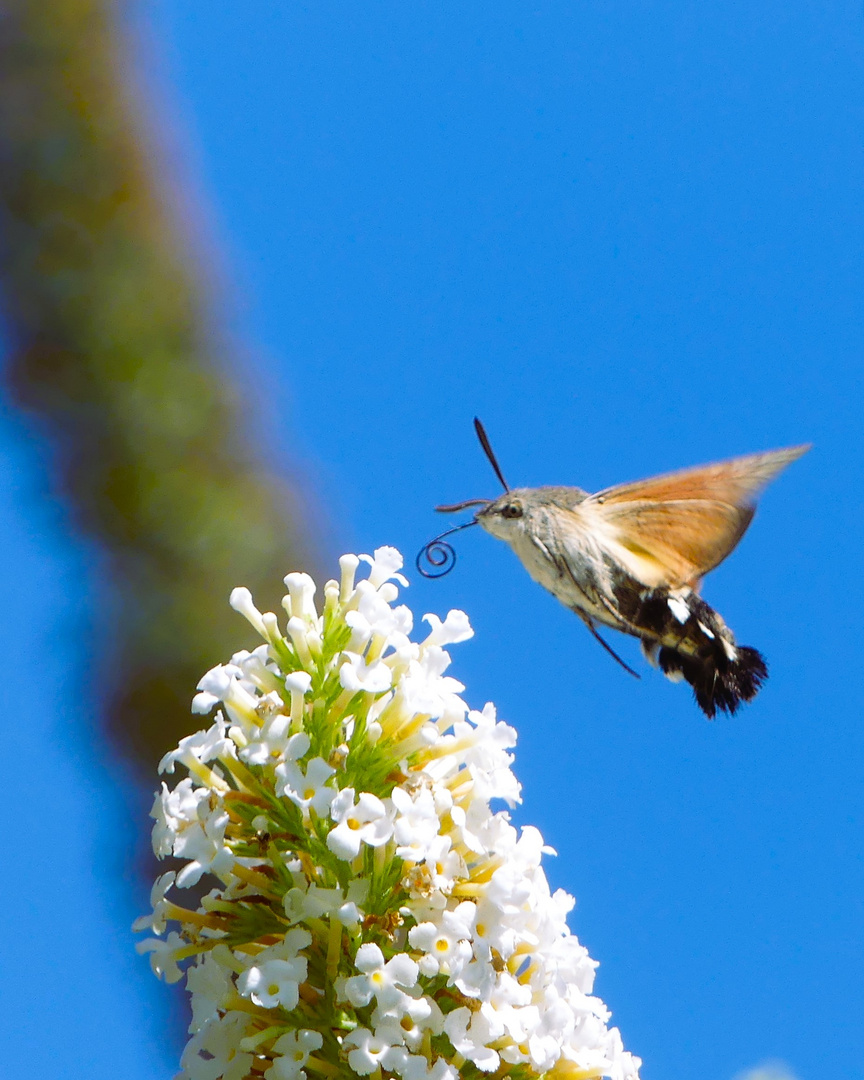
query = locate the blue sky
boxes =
[2,3,863,1078]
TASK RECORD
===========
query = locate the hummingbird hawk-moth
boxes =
[417,419,809,718]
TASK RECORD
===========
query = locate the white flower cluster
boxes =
[136,547,641,1080]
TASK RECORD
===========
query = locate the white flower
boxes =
[275,755,336,814]
[359,545,409,589]
[421,609,473,647]
[149,778,234,887]
[191,690,220,715]
[400,1056,459,1080]
[159,712,234,773]
[405,834,465,898]
[732,1064,799,1080]
[392,785,441,862]
[138,549,642,1080]
[467,895,521,962]
[187,665,262,736]
[284,671,313,722]
[189,663,236,718]
[444,1004,506,1072]
[343,943,419,1013]
[343,1028,403,1076]
[265,1029,323,1080]
[283,880,366,926]
[131,871,176,935]
[339,651,393,694]
[151,778,201,856]
[241,714,303,766]
[326,788,393,859]
[345,588,413,650]
[399,646,467,719]
[230,586,268,636]
[408,901,475,978]
[369,993,441,1051]
[136,930,186,983]
[453,703,521,805]
[236,928,311,1010]
[172,804,233,888]
[448,797,495,855]
[238,957,306,1010]
[181,1012,255,1080]
[283,572,318,621]
[186,952,235,1033]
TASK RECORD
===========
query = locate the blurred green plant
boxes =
[0,0,319,771]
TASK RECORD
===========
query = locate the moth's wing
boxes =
[584,498,754,587]
[591,445,810,506]
[584,445,810,588]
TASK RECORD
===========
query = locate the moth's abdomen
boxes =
[654,639,767,718]
[619,585,768,718]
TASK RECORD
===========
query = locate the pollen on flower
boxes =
[135,547,641,1080]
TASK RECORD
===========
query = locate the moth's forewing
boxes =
[581,445,810,589]
[590,445,811,506]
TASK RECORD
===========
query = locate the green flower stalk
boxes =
[136,547,641,1080]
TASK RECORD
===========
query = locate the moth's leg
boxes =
[550,551,644,678]
[572,609,641,680]
[590,584,697,677]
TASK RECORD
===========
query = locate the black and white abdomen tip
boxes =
[636,588,768,718]
[657,640,767,718]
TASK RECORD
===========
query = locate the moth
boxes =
[418,419,809,717]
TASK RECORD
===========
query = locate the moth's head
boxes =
[417,418,580,577]
[475,486,589,542]
[475,489,531,541]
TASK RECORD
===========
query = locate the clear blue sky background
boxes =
[2,3,862,1078]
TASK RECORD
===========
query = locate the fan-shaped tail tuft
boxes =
[657,643,767,718]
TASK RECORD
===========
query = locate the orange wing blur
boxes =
[585,445,810,588]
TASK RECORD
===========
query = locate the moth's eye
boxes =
[500,502,523,519]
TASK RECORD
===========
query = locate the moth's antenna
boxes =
[416,520,479,578]
[474,417,510,492]
[435,498,491,513]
